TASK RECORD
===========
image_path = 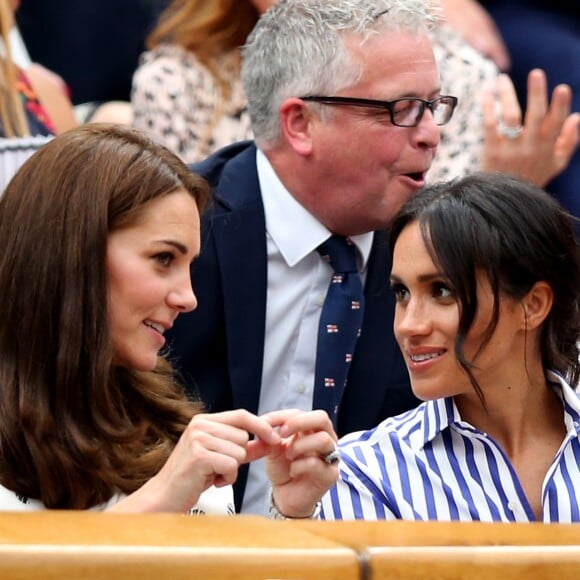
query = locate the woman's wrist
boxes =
[268,489,321,520]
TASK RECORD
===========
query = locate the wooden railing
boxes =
[1,512,579,579]
[0,512,357,579]
[295,519,580,579]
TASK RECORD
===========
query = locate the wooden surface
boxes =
[365,546,580,580]
[1,513,580,579]
[293,518,580,546]
[0,512,358,579]
[293,520,580,579]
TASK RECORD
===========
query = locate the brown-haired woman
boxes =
[0,123,338,515]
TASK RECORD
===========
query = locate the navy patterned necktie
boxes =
[313,235,365,426]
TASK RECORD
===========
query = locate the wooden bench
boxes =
[2,512,580,579]
[294,520,580,579]
[0,512,358,579]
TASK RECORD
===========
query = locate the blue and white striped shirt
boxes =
[322,372,580,523]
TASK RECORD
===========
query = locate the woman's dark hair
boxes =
[390,172,580,401]
[0,124,209,509]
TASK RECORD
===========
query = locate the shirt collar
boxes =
[416,370,580,450]
[256,148,373,269]
[547,370,580,438]
[415,397,461,450]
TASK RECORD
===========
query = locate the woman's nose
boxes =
[168,273,197,313]
[395,299,431,337]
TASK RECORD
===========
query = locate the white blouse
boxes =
[0,482,235,515]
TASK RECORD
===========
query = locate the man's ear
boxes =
[279,97,314,156]
[521,281,553,330]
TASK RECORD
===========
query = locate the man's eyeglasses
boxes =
[300,95,458,127]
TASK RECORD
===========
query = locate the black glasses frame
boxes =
[300,95,458,127]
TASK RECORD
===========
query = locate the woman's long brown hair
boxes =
[0,124,209,509]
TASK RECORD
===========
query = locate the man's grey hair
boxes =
[242,0,439,147]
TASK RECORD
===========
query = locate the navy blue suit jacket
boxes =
[166,141,419,510]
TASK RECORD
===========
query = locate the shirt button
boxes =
[316,294,325,307]
[507,501,518,512]
[295,383,306,394]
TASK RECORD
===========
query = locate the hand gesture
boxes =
[481,69,580,187]
[255,409,339,518]
[114,409,281,513]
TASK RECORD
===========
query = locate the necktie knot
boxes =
[317,235,358,274]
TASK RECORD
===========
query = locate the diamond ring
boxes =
[323,447,341,464]
[498,121,523,140]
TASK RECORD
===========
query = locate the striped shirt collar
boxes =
[416,371,580,451]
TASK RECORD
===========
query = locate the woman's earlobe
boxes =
[522,281,553,330]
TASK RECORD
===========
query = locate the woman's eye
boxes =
[155,252,174,267]
[391,283,409,302]
[433,282,454,299]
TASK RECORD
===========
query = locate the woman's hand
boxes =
[481,69,580,187]
[253,409,339,518]
[112,409,281,513]
[111,408,338,516]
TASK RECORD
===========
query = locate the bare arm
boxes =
[25,63,77,134]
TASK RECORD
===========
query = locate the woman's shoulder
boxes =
[338,402,432,450]
[20,65,76,135]
[137,44,206,74]
[0,482,45,511]
[136,45,240,81]
[133,44,220,96]
[0,482,235,515]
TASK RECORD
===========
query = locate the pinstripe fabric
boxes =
[322,371,580,523]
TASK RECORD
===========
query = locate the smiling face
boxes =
[107,190,200,371]
[304,30,441,235]
[391,221,527,403]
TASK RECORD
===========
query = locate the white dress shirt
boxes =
[241,148,373,515]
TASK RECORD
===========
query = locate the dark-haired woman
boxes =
[322,173,580,522]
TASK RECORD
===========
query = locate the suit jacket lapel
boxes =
[211,145,267,415]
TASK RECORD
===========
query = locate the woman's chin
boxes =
[112,352,159,372]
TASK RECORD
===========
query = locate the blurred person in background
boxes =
[0,0,75,137]
[439,0,580,218]
[132,0,577,191]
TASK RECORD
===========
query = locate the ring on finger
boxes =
[498,120,523,140]
[322,446,340,465]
